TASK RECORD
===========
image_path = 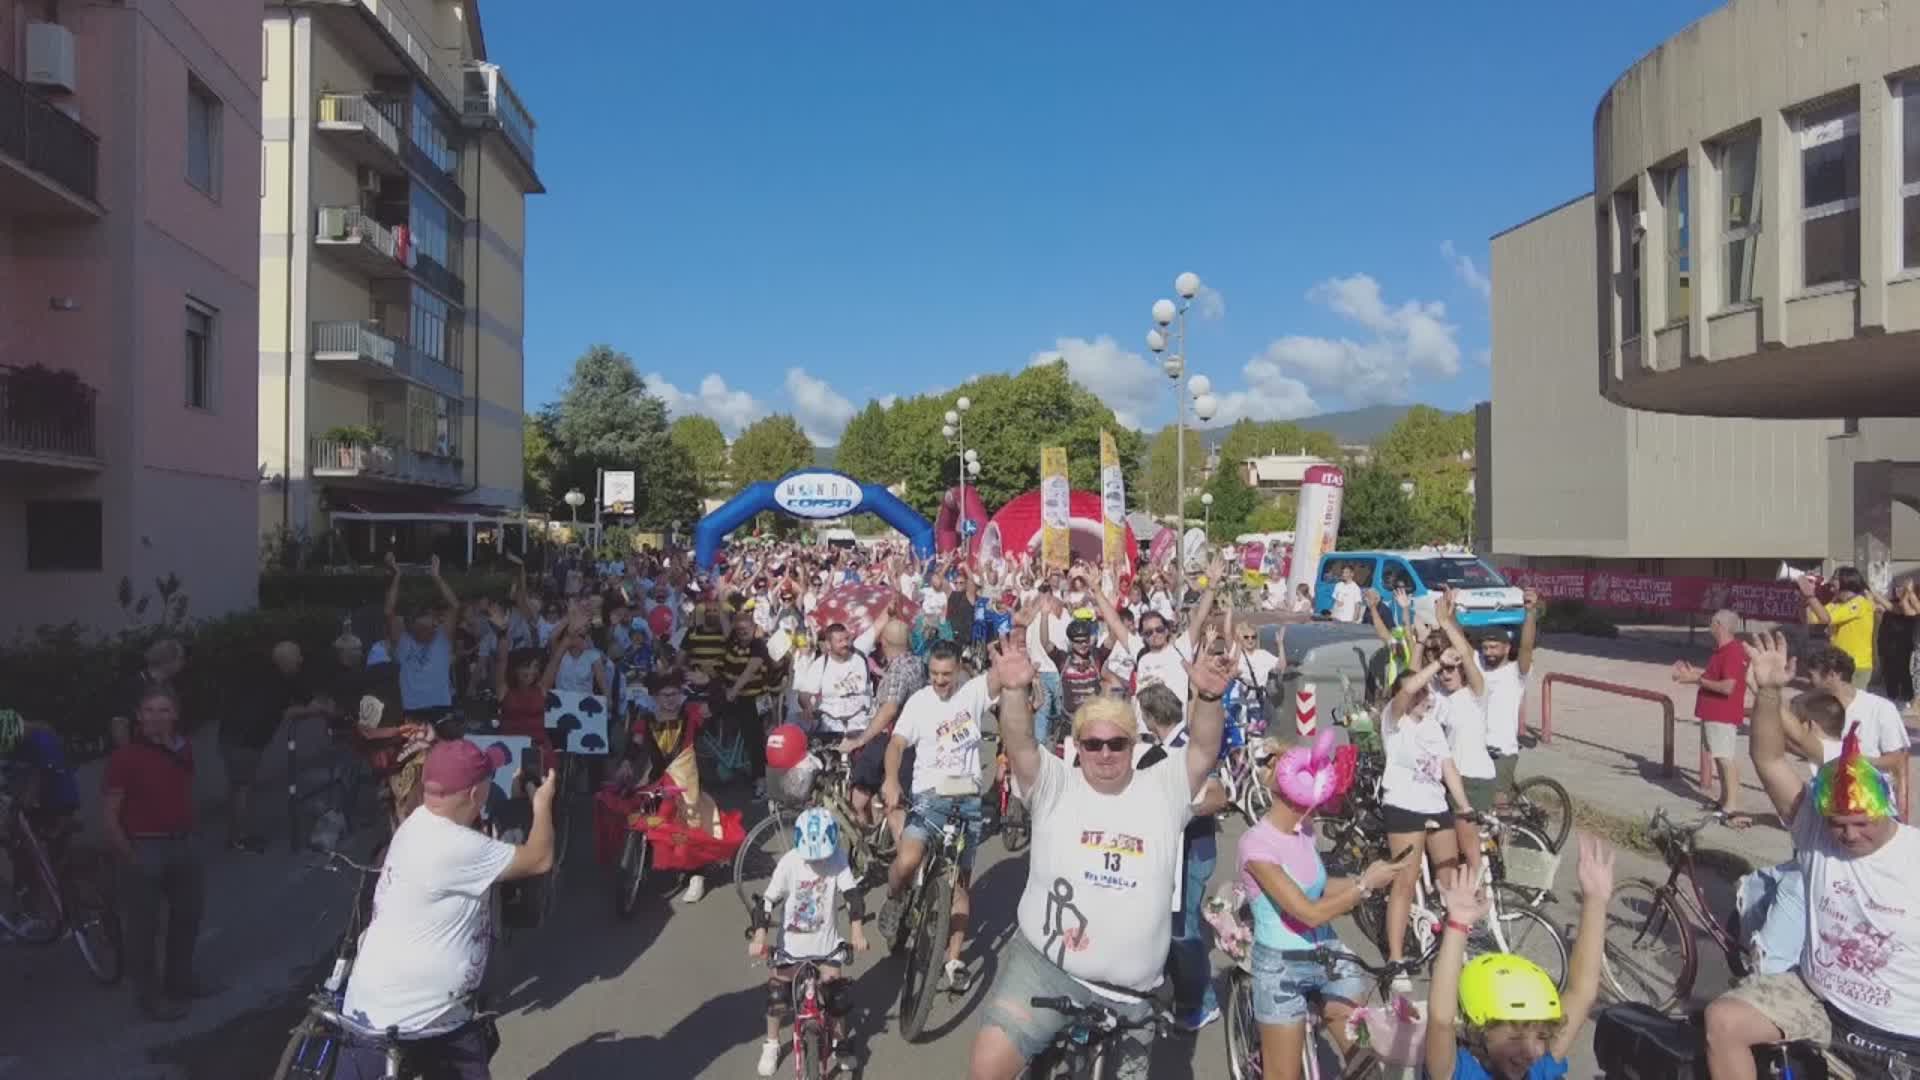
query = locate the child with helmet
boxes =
[746,806,870,1077]
[1424,832,1616,1079]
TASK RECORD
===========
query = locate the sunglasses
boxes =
[1077,736,1133,754]
[1144,625,1170,636]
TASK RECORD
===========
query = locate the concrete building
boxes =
[0,1,262,634]
[1485,0,1920,588]
[1239,453,1332,496]
[260,0,541,564]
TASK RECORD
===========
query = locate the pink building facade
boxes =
[0,0,260,635]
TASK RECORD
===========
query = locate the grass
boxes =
[1568,797,1758,881]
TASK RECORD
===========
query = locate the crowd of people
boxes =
[5,534,1919,1079]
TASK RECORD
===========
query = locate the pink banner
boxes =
[1499,568,1803,621]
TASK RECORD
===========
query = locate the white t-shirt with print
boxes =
[765,847,858,961]
[1790,794,1920,1037]
[1331,581,1364,622]
[1380,704,1453,815]
[1132,638,1195,709]
[1845,691,1911,759]
[342,808,515,1036]
[894,676,994,795]
[794,653,874,734]
[1103,636,1140,688]
[1435,686,1496,781]
[1028,617,1059,676]
[1015,751,1194,994]
[1478,659,1526,757]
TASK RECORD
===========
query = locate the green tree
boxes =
[1244,496,1298,534]
[1375,405,1475,472]
[1139,424,1206,521]
[1215,420,1343,471]
[1407,461,1474,546]
[1191,465,1257,541]
[1338,464,1417,550]
[522,414,560,512]
[834,399,896,487]
[541,344,698,527]
[668,414,730,495]
[730,414,816,488]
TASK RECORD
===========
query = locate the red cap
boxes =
[423,740,496,795]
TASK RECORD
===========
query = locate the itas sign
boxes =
[773,472,864,519]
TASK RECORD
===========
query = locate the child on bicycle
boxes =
[747,807,869,1077]
[1424,832,1615,1080]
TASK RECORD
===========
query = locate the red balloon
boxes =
[765,724,809,771]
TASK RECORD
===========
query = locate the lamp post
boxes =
[1200,491,1214,535]
[943,395,974,553]
[563,488,585,526]
[1148,272,1212,531]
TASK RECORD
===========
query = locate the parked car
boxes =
[1312,550,1526,630]
[1255,621,1387,740]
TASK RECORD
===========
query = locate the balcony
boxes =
[311,320,463,398]
[314,206,405,278]
[310,437,462,490]
[410,251,465,306]
[0,363,101,469]
[315,93,402,170]
[0,65,99,217]
[462,63,542,192]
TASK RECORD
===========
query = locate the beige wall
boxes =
[1491,192,1848,563]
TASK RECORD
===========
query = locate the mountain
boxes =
[1292,405,1413,444]
[812,444,837,470]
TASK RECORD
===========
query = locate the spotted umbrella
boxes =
[807,581,915,639]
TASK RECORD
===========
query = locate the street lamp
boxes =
[1201,491,1214,534]
[563,488,585,525]
[1147,272,1211,535]
[945,397,975,553]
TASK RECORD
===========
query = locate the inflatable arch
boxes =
[692,469,936,570]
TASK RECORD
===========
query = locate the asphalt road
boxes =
[2,789,1737,1079]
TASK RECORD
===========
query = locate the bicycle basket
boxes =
[1501,841,1561,894]
[766,755,820,808]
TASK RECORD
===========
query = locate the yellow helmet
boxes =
[1457,953,1561,1026]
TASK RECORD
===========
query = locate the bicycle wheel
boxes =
[733,808,793,913]
[1224,972,1263,1080]
[1509,776,1573,853]
[1601,877,1695,1012]
[1362,895,1440,967]
[1001,796,1031,854]
[1493,822,1557,909]
[0,827,64,945]
[899,872,953,1042]
[64,860,123,985]
[615,832,651,920]
[1485,891,1569,991]
[800,1023,827,1080]
[270,1014,328,1080]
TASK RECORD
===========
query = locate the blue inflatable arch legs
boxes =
[692,478,935,571]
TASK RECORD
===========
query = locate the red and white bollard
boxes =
[1295,685,1318,738]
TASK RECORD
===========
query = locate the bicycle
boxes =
[611,777,683,919]
[734,744,897,911]
[0,763,121,983]
[1501,773,1573,855]
[1223,945,1426,1080]
[895,817,969,1042]
[753,937,857,1080]
[271,848,386,1080]
[981,735,1029,853]
[1598,806,1747,1013]
[1025,992,1162,1079]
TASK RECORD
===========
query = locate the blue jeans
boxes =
[1168,829,1219,1019]
[1035,672,1063,745]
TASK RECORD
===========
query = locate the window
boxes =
[187,76,221,196]
[1317,558,1375,587]
[403,387,460,458]
[1615,187,1642,339]
[1799,99,1861,287]
[409,286,461,370]
[1719,134,1762,306]
[1662,165,1690,322]
[1901,80,1920,269]
[185,303,214,409]
[26,500,103,571]
[409,186,460,272]
[410,86,459,177]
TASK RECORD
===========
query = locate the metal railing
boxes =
[0,363,99,460]
[0,65,98,202]
[312,320,397,368]
[462,63,536,169]
[315,206,401,262]
[357,0,462,105]
[1538,673,1696,785]
[310,437,461,487]
[316,92,401,157]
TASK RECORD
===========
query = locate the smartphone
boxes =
[519,746,542,789]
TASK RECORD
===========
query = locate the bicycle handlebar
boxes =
[313,848,382,876]
[1278,947,1420,981]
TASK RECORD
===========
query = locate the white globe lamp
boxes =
[1193,393,1218,422]
[1187,374,1212,397]
[944,409,960,425]
[1151,298,1176,327]
[1175,271,1201,300]
[1146,328,1167,353]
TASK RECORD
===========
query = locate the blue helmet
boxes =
[793,807,841,861]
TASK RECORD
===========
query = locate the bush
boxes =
[1538,600,1620,639]
[259,569,518,612]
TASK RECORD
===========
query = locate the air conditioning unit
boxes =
[25,23,76,94]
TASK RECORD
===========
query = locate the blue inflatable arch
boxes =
[693,469,935,570]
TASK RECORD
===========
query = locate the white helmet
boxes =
[792,807,840,861]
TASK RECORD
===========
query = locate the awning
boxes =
[331,491,516,518]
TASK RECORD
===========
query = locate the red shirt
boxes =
[102,739,196,835]
[1694,639,1750,727]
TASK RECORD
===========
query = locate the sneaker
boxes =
[940,958,972,994]
[831,1040,858,1074]
[1177,1004,1221,1032]
[754,1037,780,1077]
[875,893,907,947]
[680,874,707,904]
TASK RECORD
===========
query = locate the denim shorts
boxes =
[903,793,984,873]
[1248,942,1371,1025]
[978,933,1157,1078]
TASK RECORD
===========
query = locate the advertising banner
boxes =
[1099,431,1127,571]
[1497,567,1804,621]
[1283,465,1345,601]
[602,471,636,515]
[1040,448,1070,570]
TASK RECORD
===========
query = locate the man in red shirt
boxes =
[1673,609,1753,826]
[101,684,206,1020]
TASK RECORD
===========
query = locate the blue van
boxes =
[1313,551,1526,630]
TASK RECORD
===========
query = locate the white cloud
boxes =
[649,371,768,436]
[1441,240,1492,301]
[1195,284,1227,321]
[1252,274,1462,406]
[1028,335,1163,429]
[1208,354,1319,425]
[786,367,857,444]
[877,393,899,408]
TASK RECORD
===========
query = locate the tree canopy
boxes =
[1190,464,1258,541]
[1214,419,1343,470]
[729,414,816,488]
[1139,425,1206,521]
[1338,463,1417,550]
[536,344,701,528]
[1369,405,1477,546]
[1375,405,1474,473]
[668,414,730,496]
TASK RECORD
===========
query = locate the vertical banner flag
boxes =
[1099,431,1127,571]
[1040,447,1071,570]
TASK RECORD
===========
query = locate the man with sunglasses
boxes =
[968,639,1233,1080]
[1082,557,1224,719]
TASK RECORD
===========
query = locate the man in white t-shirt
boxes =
[338,741,556,1078]
[967,638,1231,1080]
[1705,633,1920,1079]
[1804,646,1912,817]
[794,619,881,820]
[1472,587,1539,803]
[1432,594,1496,873]
[876,641,997,993]
[1330,564,1364,623]
[1083,559,1219,722]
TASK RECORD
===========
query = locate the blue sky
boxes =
[486,1,1722,443]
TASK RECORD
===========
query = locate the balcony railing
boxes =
[310,437,461,488]
[316,93,402,159]
[315,206,406,277]
[313,320,398,367]
[0,65,98,204]
[462,63,536,172]
[311,320,463,397]
[0,363,99,463]
[356,0,462,106]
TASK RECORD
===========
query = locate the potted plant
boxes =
[6,363,93,433]
[321,424,382,467]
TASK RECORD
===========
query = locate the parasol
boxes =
[806,581,914,637]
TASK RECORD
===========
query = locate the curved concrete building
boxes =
[1594,0,1920,418]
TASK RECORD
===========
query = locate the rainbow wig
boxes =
[1811,729,1896,820]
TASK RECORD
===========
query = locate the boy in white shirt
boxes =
[747,807,869,1077]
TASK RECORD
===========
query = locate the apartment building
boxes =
[0,1,262,635]
[260,0,541,562]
